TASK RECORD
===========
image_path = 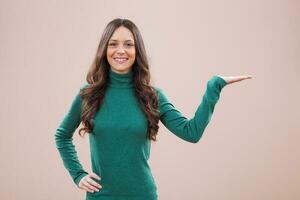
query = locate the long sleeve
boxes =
[54,85,89,186]
[156,75,227,143]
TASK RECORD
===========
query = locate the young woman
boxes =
[55,18,252,200]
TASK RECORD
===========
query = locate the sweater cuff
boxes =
[74,171,89,187]
[212,75,227,90]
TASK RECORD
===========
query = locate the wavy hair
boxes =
[78,18,160,141]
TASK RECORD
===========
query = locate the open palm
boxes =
[216,75,253,85]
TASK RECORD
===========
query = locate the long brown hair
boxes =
[78,18,160,141]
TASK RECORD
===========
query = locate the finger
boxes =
[90,172,101,181]
[242,75,253,79]
[232,76,251,82]
[82,179,100,192]
[80,184,95,193]
[79,182,94,193]
[239,75,251,80]
[86,176,102,189]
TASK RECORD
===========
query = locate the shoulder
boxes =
[153,86,163,96]
[153,86,161,93]
[79,83,91,91]
[75,83,91,101]
[152,86,169,102]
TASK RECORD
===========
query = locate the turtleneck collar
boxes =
[108,67,134,88]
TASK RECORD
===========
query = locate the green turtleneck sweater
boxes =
[54,68,227,200]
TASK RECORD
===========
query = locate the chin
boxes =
[111,65,132,73]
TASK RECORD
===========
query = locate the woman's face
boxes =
[106,26,136,74]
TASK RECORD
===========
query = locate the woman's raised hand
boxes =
[217,75,253,85]
[78,172,102,193]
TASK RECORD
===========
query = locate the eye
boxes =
[108,43,117,46]
[126,43,134,46]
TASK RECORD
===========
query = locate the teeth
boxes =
[114,58,128,62]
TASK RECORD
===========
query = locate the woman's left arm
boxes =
[156,75,227,143]
[156,74,252,143]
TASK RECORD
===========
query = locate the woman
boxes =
[55,18,252,200]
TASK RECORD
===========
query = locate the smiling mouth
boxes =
[113,57,128,64]
[113,57,128,61]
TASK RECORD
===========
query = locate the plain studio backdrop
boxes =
[0,0,299,199]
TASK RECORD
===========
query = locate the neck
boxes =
[108,67,134,88]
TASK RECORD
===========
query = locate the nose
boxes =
[116,45,126,53]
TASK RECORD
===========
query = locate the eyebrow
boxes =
[109,39,134,42]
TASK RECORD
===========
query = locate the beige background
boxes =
[1,0,299,199]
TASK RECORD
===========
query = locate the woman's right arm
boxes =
[54,85,89,186]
